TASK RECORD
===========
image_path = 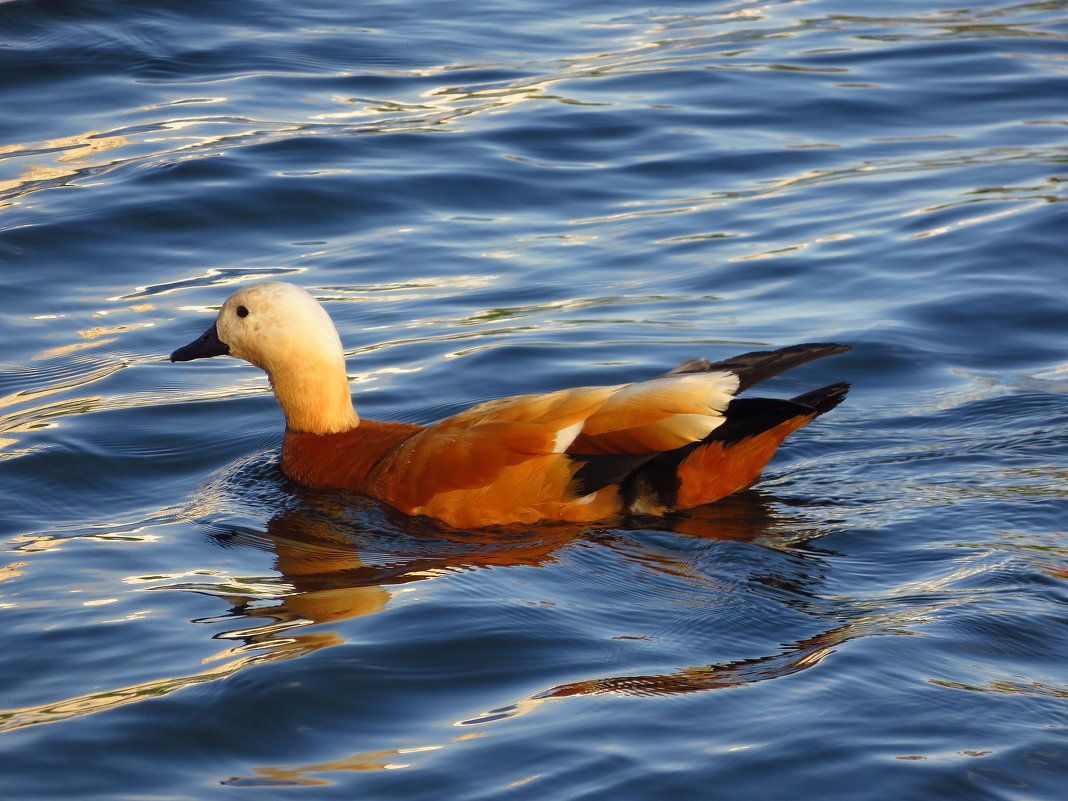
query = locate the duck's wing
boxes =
[361,373,740,512]
[567,371,739,455]
[362,384,620,512]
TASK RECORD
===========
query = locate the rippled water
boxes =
[2,0,1067,798]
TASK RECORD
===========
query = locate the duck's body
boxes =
[171,282,850,529]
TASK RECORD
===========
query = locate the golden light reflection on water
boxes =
[318,273,498,307]
[0,299,176,451]
[1,0,1059,244]
[31,339,121,361]
[223,745,448,786]
[77,304,158,341]
[568,143,1065,261]
[0,372,220,457]
[10,522,167,554]
[0,562,26,582]
[906,200,1044,240]
[0,561,27,612]
[291,0,847,144]
[0,519,379,733]
[0,647,290,734]
[930,677,1068,699]
[0,131,129,196]
[0,395,101,457]
[117,265,307,303]
[312,70,560,129]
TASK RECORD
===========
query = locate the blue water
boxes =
[2,0,1067,797]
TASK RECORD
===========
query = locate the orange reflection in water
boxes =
[0,487,831,742]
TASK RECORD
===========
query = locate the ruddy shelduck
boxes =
[171,282,850,528]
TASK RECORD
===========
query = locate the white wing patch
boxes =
[552,421,585,453]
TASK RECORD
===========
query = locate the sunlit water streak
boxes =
[1,0,1067,798]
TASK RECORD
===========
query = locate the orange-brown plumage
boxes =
[171,282,850,529]
[281,419,423,492]
[674,415,813,510]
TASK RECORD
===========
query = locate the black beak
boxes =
[170,323,230,362]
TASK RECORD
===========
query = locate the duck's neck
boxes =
[267,358,359,435]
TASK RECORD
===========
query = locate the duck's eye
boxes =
[236,305,249,318]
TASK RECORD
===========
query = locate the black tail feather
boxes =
[570,347,851,503]
[661,343,851,393]
[703,398,809,446]
[706,382,850,446]
[791,381,850,415]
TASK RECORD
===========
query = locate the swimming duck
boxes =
[171,281,849,529]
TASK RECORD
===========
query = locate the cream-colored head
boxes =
[171,281,359,435]
[213,282,338,370]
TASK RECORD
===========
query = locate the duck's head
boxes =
[171,281,358,433]
[170,282,342,370]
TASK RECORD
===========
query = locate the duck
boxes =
[171,281,850,529]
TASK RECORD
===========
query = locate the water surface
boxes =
[1,0,1067,798]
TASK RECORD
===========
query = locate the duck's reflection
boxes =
[0,488,843,736]
[199,491,631,663]
[201,489,847,786]
[200,487,836,668]
[455,608,920,730]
